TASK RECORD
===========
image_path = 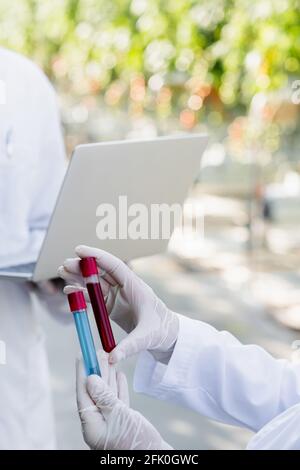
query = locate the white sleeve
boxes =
[134,314,300,432]
[247,403,300,449]
[28,79,67,231]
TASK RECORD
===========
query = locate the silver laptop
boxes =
[0,134,208,281]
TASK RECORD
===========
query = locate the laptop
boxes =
[0,134,208,281]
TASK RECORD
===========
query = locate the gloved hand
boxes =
[58,245,179,364]
[77,352,172,450]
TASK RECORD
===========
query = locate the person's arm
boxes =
[59,246,300,432]
[28,73,68,305]
[135,314,300,431]
[28,75,67,232]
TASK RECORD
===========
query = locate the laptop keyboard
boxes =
[0,262,36,273]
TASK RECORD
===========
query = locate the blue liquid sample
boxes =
[73,309,101,376]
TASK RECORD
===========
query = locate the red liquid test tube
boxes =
[79,257,116,353]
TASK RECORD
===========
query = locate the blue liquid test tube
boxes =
[68,291,101,376]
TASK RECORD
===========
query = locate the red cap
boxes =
[79,257,98,277]
[68,291,86,312]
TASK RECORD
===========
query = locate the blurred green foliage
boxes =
[1,0,299,108]
[1,0,300,163]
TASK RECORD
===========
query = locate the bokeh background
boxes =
[2,0,300,449]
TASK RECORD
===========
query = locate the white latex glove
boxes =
[77,352,172,450]
[58,245,179,364]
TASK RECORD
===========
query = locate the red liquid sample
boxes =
[87,282,116,353]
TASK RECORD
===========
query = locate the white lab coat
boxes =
[134,314,300,449]
[247,403,300,450]
[0,48,66,449]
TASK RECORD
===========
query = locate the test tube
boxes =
[79,257,116,353]
[68,291,101,376]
